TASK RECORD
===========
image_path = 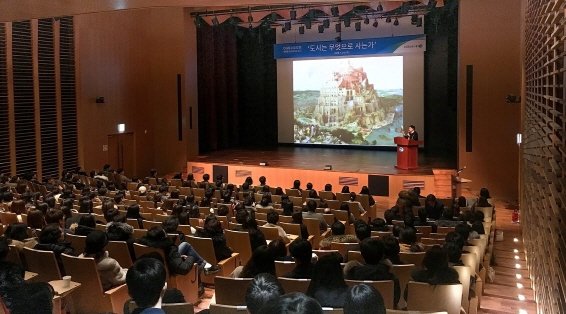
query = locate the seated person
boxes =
[370,218,389,232]
[281,199,294,216]
[259,292,323,314]
[79,230,127,291]
[338,202,356,224]
[343,220,371,262]
[302,200,329,235]
[230,245,275,278]
[34,224,75,275]
[359,186,376,207]
[306,254,348,308]
[344,238,400,306]
[217,205,232,223]
[436,208,463,227]
[410,245,460,285]
[399,227,425,252]
[3,223,37,253]
[469,221,485,240]
[414,207,437,233]
[291,211,310,240]
[268,239,293,261]
[382,235,404,265]
[73,215,97,236]
[263,211,290,244]
[245,273,285,314]
[383,209,395,226]
[290,180,302,196]
[403,216,418,233]
[194,217,233,262]
[323,183,336,200]
[343,284,386,314]
[319,221,358,249]
[425,194,444,220]
[443,242,465,267]
[255,197,273,211]
[347,192,366,215]
[126,258,168,314]
[455,224,474,246]
[282,238,315,279]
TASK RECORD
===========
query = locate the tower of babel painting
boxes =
[313,62,381,127]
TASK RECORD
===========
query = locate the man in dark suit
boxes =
[403,125,418,140]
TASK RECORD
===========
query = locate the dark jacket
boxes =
[74,225,96,236]
[410,267,460,285]
[282,263,314,279]
[194,230,233,262]
[345,262,401,306]
[34,242,75,276]
[136,237,195,276]
[425,201,444,220]
[310,286,347,308]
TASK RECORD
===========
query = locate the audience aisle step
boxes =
[477,201,536,314]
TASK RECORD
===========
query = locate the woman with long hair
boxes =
[230,245,275,278]
[306,254,349,308]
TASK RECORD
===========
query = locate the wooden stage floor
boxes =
[192,147,456,175]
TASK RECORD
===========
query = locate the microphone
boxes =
[457,166,467,174]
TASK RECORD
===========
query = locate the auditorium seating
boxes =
[406,282,463,314]
[22,248,62,283]
[185,236,240,284]
[344,280,395,309]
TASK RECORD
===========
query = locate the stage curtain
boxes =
[197,24,277,153]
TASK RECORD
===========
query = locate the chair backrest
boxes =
[186,236,218,265]
[415,226,432,238]
[331,209,349,222]
[428,233,447,239]
[23,247,62,282]
[330,242,358,257]
[336,193,349,203]
[371,230,393,238]
[5,245,21,265]
[460,253,477,276]
[255,212,267,220]
[437,226,455,234]
[303,218,322,249]
[133,229,148,239]
[285,189,301,197]
[106,241,133,268]
[421,238,445,246]
[278,277,311,294]
[279,222,301,238]
[326,200,340,210]
[225,230,253,265]
[214,276,253,305]
[289,196,303,207]
[209,304,248,314]
[319,191,334,201]
[161,303,195,314]
[406,282,463,314]
[145,220,163,230]
[322,214,335,226]
[462,246,481,273]
[345,280,395,309]
[474,207,493,221]
[347,251,364,264]
[453,265,471,311]
[258,225,280,241]
[347,202,362,219]
[274,260,296,277]
[399,252,426,266]
[0,212,19,225]
[177,224,193,235]
[390,264,415,305]
[312,250,340,259]
[126,219,140,229]
[386,311,448,314]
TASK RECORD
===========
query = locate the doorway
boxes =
[108,132,135,177]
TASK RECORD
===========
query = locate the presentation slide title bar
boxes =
[274,34,426,59]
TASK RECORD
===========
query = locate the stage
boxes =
[187,147,456,198]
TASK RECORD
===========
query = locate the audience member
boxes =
[291,211,310,239]
[194,218,233,262]
[302,200,328,234]
[230,245,275,278]
[136,227,196,276]
[259,292,323,314]
[410,245,460,285]
[319,221,357,249]
[425,194,444,220]
[371,218,389,232]
[282,238,314,279]
[126,258,168,314]
[343,284,386,314]
[35,223,75,275]
[306,254,348,308]
[382,235,404,265]
[343,220,371,262]
[399,227,425,252]
[79,230,127,291]
[245,273,284,314]
[263,210,290,244]
[268,239,292,261]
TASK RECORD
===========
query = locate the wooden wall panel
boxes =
[522,1,566,313]
[0,23,10,175]
[458,0,522,200]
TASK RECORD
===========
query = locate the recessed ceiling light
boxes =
[514,249,519,253]
[515,264,521,268]
[518,294,525,301]
[517,283,523,288]
[516,274,522,279]
[514,238,519,242]
[515,256,520,259]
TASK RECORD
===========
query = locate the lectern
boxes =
[394,137,423,170]
[451,175,472,199]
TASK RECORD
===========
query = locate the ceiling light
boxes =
[517,283,523,289]
[519,309,528,314]
[516,274,522,279]
[373,19,378,27]
[331,6,340,17]
[355,21,361,31]
[364,16,370,24]
[376,3,383,12]
[318,25,324,33]
[515,256,520,259]
[416,17,423,27]
[514,238,519,242]
[290,9,297,20]
[393,18,399,26]
[515,264,521,269]
[386,16,392,23]
[335,23,341,33]
[344,16,351,27]
[514,249,519,253]
[299,26,305,34]
[323,19,330,28]
[518,294,525,301]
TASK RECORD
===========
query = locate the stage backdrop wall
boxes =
[276,16,425,147]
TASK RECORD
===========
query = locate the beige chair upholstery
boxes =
[453,265,472,312]
[214,276,253,306]
[106,241,133,268]
[303,217,330,249]
[347,251,364,264]
[23,247,62,282]
[258,225,280,241]
[61,253,129,314]
[225,230,252,265]
[330,242,358,258]
[275,260,296,277]
[399,252,426,266]
[406,282,463,314]
[66,234,87,256]
[209,304,248,314]
[185,236,240,284]
[391,263,415,306]
[278,277,311,294]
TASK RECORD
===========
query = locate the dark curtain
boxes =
[197,24,277,153]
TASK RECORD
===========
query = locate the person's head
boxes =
[349,192,357,202]
[291,210,303,224]
[306,183,313,190]
[426,194,437,207]
[242,215,258,230]
[413,186,421,195]
[442,242,462,264]
[293,180,301,189]
[452,203,461,217]
[259,176,266,185]
[262,185,270,194]
[408,125,415,132]
[441,208,453,220]
[360,238,384,265]
[307,190,317,199]
[104,208,120,222]
[344,284,386,314]
[341,186,350,193]
[260,292,323,314]
[84,230,109,256]
[404,215,415,228]
[479,188,490,199]
[461,210,474,223]
[101,200,115,215]
[217,205,229,217]
[422,245,449,272]
[444,232,465,250]
[39,224,63,244]
[360,186,370,195]
[44,196,56,209]
[162,216,179,234]
[245,176,253,185]
[245,273,284,314]
[149,169,157,177]
[171,204,184,217]
[266,210,280,225]
[268,239,288,259]
[243,196,253,207]
[3,191,13,202]
[399,227,417,245]
[235,209,249,224]
[392,225,402,237]
[45,209,64,226]
[331,221,346,236]
[4,223,28,241]
[79,214,96,228]
[27,209,45,229]
[186,173,194,181]
[371,218,387,231]
[241,245,275,278]
[324,184,332,192]
[457,196,467,207]
[455,223,471,241]
[170,189,180,199]
[259,197,270,207]
[204,218,223,235]
[477,196,490,207]
[79,198,93,214]
[127,257,167,308]
[10,200,25,215]
[307,254,347,296]
[355,221,371,242]
[473,210,485,223]
[289,238,312,265]
[382,235,401,258]
[339,202,351,215]
[306,200,317,212]
[383,209,394,225]
[471,221,485,234]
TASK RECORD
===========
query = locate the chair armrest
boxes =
[321,229,331,239]
[104,284,130,314]
[104,283,128,295]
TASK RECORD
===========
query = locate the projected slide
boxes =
[293,56,403,146]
